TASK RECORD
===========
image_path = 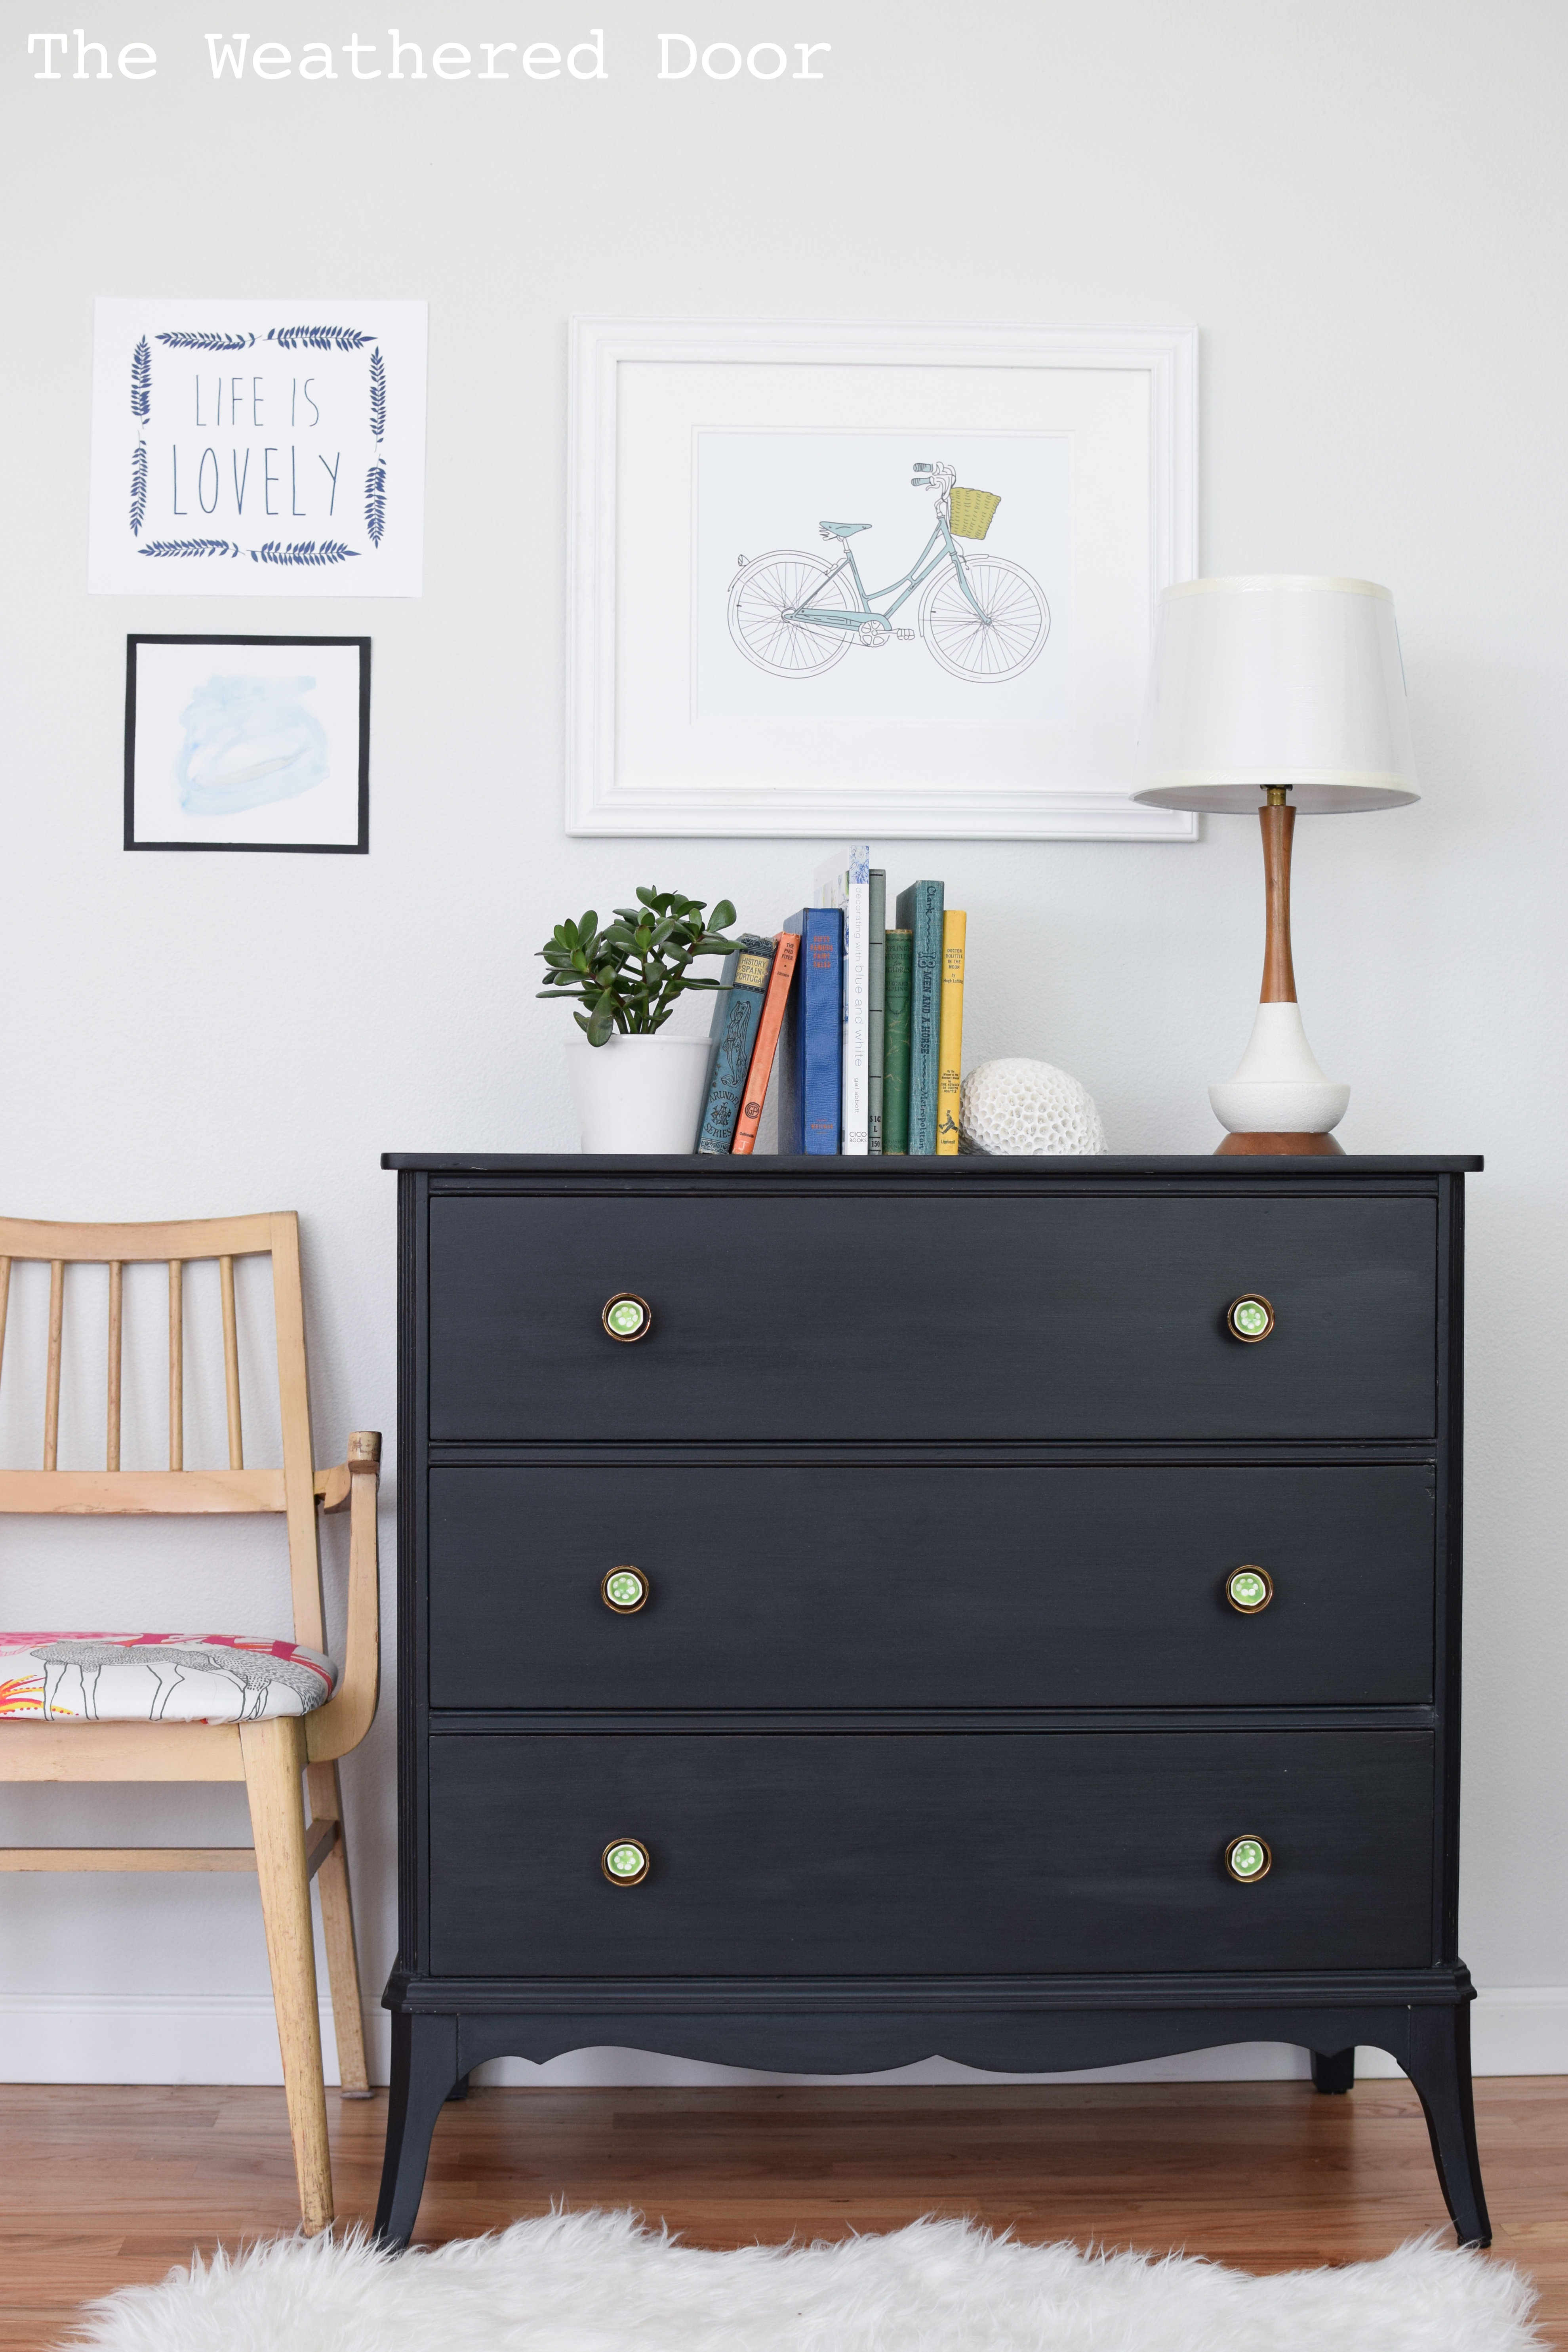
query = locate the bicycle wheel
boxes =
[728,551,855,676]
[919,557,1049,682]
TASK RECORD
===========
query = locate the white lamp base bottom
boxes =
[1209,1002,1349,1136]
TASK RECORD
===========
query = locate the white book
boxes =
[814,844,871,1154]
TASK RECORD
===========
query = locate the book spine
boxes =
[695,948,739,1142]
[695,935,774,1154]
[936,909,966,1155]
[895,880,944,1155]
[882,929,913,1154]
[842,846,869,1154]
[867,869,886,1155]
[778,909,842,1153]
[730,933,799,1155]
[814,846,869,1154]
[804,907,842,1153]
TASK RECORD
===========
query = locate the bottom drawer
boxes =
[428,1731,1435,1978]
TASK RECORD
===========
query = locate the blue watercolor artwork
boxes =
[175,673,329,814]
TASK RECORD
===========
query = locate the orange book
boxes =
[730,933,800,1154]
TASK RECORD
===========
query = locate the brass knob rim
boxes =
[1225,1566,1274,1614]
[1225,1835,1273,1883]
[602,1292,652,1343]
[602,1838,651,1885]
[1226,1294,1275,1344]
[602,1567,650,1614]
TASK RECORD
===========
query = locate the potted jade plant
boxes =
[539,886,741,1151]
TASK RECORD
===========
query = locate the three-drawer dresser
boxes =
[376,1151,1488,2246]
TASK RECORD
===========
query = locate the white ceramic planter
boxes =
[564,1032,713,1153]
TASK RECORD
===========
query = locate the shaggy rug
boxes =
[59,2208,1541,2352]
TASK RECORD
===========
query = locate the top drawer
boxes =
[427,1190,1438,1444]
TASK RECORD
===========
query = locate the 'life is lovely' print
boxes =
[88,298,427,595]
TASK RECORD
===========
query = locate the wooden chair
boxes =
[0,1212,380,2235]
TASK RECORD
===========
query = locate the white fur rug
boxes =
[59,2208,1540,2352]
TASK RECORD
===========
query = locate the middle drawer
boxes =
[428,1464,1435,1711]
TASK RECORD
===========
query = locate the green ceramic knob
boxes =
[1226,1567,1274,1614]
[602,1838,650,1885]
[602,1567,649,1614]
[602,1292,652,1342]
[1227,1294,1275,1343]
[1225,1835,1272,1883]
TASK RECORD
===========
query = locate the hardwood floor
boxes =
[0,2079,1563,2348]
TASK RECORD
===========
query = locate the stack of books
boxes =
[694,846,966,1157]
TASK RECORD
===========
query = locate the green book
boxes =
[867,869,886,1155]
[894,880,944,1155]
[882,928,913,1155]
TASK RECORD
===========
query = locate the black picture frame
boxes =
[124,633,371,854]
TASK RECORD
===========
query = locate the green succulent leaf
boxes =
[585,992,618,1046]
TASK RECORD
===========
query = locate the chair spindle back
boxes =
[0,1213,326,1654]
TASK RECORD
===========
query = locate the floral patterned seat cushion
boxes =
[0,1633,338,1723]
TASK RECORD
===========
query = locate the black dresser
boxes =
[376,1152,1488,2247]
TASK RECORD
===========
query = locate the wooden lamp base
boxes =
[1210,795,1349,1158]
[1214,1130,1346,1157]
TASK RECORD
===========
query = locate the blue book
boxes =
[777,907,842,1154]
[894,880,945,1155]
[695,935,775,1154]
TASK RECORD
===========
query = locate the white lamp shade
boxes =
[1132,576,1419,813]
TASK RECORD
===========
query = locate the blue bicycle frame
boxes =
[789,512,989,630]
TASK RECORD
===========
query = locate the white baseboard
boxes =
[0,1992,394,2087]
[0,1988,1562,2087]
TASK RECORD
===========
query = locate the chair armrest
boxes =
[306,1432,381,1764]
[315,1431,382,1513]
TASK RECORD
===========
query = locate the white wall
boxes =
[2,0,1565,2087]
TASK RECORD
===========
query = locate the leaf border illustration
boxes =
[137,539,242,558]
[267,326,378,352]
[365,456,387,549]
[251,539,362,566]
[127,328,393,560]
[154,331,255,352]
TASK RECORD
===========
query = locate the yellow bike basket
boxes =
[948,487,1000,541]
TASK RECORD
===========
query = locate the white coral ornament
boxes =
[959,1057,1107,1156]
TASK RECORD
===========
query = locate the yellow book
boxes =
[936,909,966,1155]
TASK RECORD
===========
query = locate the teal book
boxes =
[882,928,913,1154]
[894,880,944,1155]
[867,869,886,1155]
[695,934,774,1154]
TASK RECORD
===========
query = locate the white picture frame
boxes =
[566,318,1198,841]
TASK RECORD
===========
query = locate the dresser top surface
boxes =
[384,1152,1482,1177]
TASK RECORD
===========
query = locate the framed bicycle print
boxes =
[566,319,1198,840]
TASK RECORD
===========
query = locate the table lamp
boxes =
[1132,576,1419,1153]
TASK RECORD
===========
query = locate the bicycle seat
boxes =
[818,520,870,538]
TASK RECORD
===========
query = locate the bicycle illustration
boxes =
[726,461,1050,683]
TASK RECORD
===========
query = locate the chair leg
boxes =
[242,1716,333,2234]
[309,1760,371,2099]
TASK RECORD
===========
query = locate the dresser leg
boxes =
[373,2013,460,2248]
[445,2073,472,2102]
[1403,2003,1492,2247]
[1311,2046,1356,2094]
